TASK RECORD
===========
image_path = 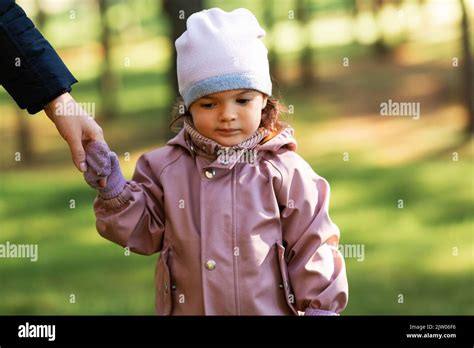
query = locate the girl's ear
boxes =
[261,95,268,109]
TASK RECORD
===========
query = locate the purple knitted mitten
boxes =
[84,141,126,199]
[304,308,339,316]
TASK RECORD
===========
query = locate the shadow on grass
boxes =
[311,159,473,228]
[0,241,158,314]
[345,265,473,314]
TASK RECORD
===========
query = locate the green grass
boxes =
[324,161,473,314]
[0,172,157,314]
[0,144,472,314]
[0,3,472,314]
[1,57,472,315]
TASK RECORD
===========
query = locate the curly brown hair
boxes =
[169,94,288,138]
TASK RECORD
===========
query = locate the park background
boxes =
[0,0,472,314]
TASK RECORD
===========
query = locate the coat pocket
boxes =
[276,242,298,315]
[155,246,172,315]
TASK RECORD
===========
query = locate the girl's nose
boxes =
[218,104,237,122]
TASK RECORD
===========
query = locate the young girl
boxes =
[84,8,348,315]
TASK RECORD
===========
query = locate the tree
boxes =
[297,0,316,86]
[16,108,32,164]
[162,0,203,138]
[163,0,204,98]
[459,0,473,134]
[371,0,390,57]
[262,0,281,83]
[98,0,118,120]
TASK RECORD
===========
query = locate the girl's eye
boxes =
[200,103,215,109]
[236,99,250,105]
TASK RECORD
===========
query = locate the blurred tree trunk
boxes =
[297,0,316,86]
[352,0,360,23]
[371,0,390,57]
[263,1,281,84]
[16,108,32,164]
[163,0,203,97]
[459,0,473,134]
[163,0,203,138]
[98,0,118,120]
[35,0,46,28]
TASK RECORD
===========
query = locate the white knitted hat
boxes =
[175,8,272,108]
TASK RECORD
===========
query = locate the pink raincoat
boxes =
[93,126,348,315]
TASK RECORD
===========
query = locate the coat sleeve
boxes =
[0,0,77,114]
[94,154,165,256]
[275,153,348,315]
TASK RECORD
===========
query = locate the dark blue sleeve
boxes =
[0,0,77,114]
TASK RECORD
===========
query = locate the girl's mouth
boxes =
[216,129,240,135]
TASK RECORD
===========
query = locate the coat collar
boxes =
[167,120,297,169]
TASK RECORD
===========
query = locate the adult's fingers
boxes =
[68,136,87,172]
[99,177,107,188]
[84,117,104,142]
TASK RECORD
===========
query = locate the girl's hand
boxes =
[83,141,127,199]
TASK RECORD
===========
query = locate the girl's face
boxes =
[189,89,268,147]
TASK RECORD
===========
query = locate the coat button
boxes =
[204,169,216,179]
[205,259,216,270]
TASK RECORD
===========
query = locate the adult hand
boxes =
[44,92,107,188]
